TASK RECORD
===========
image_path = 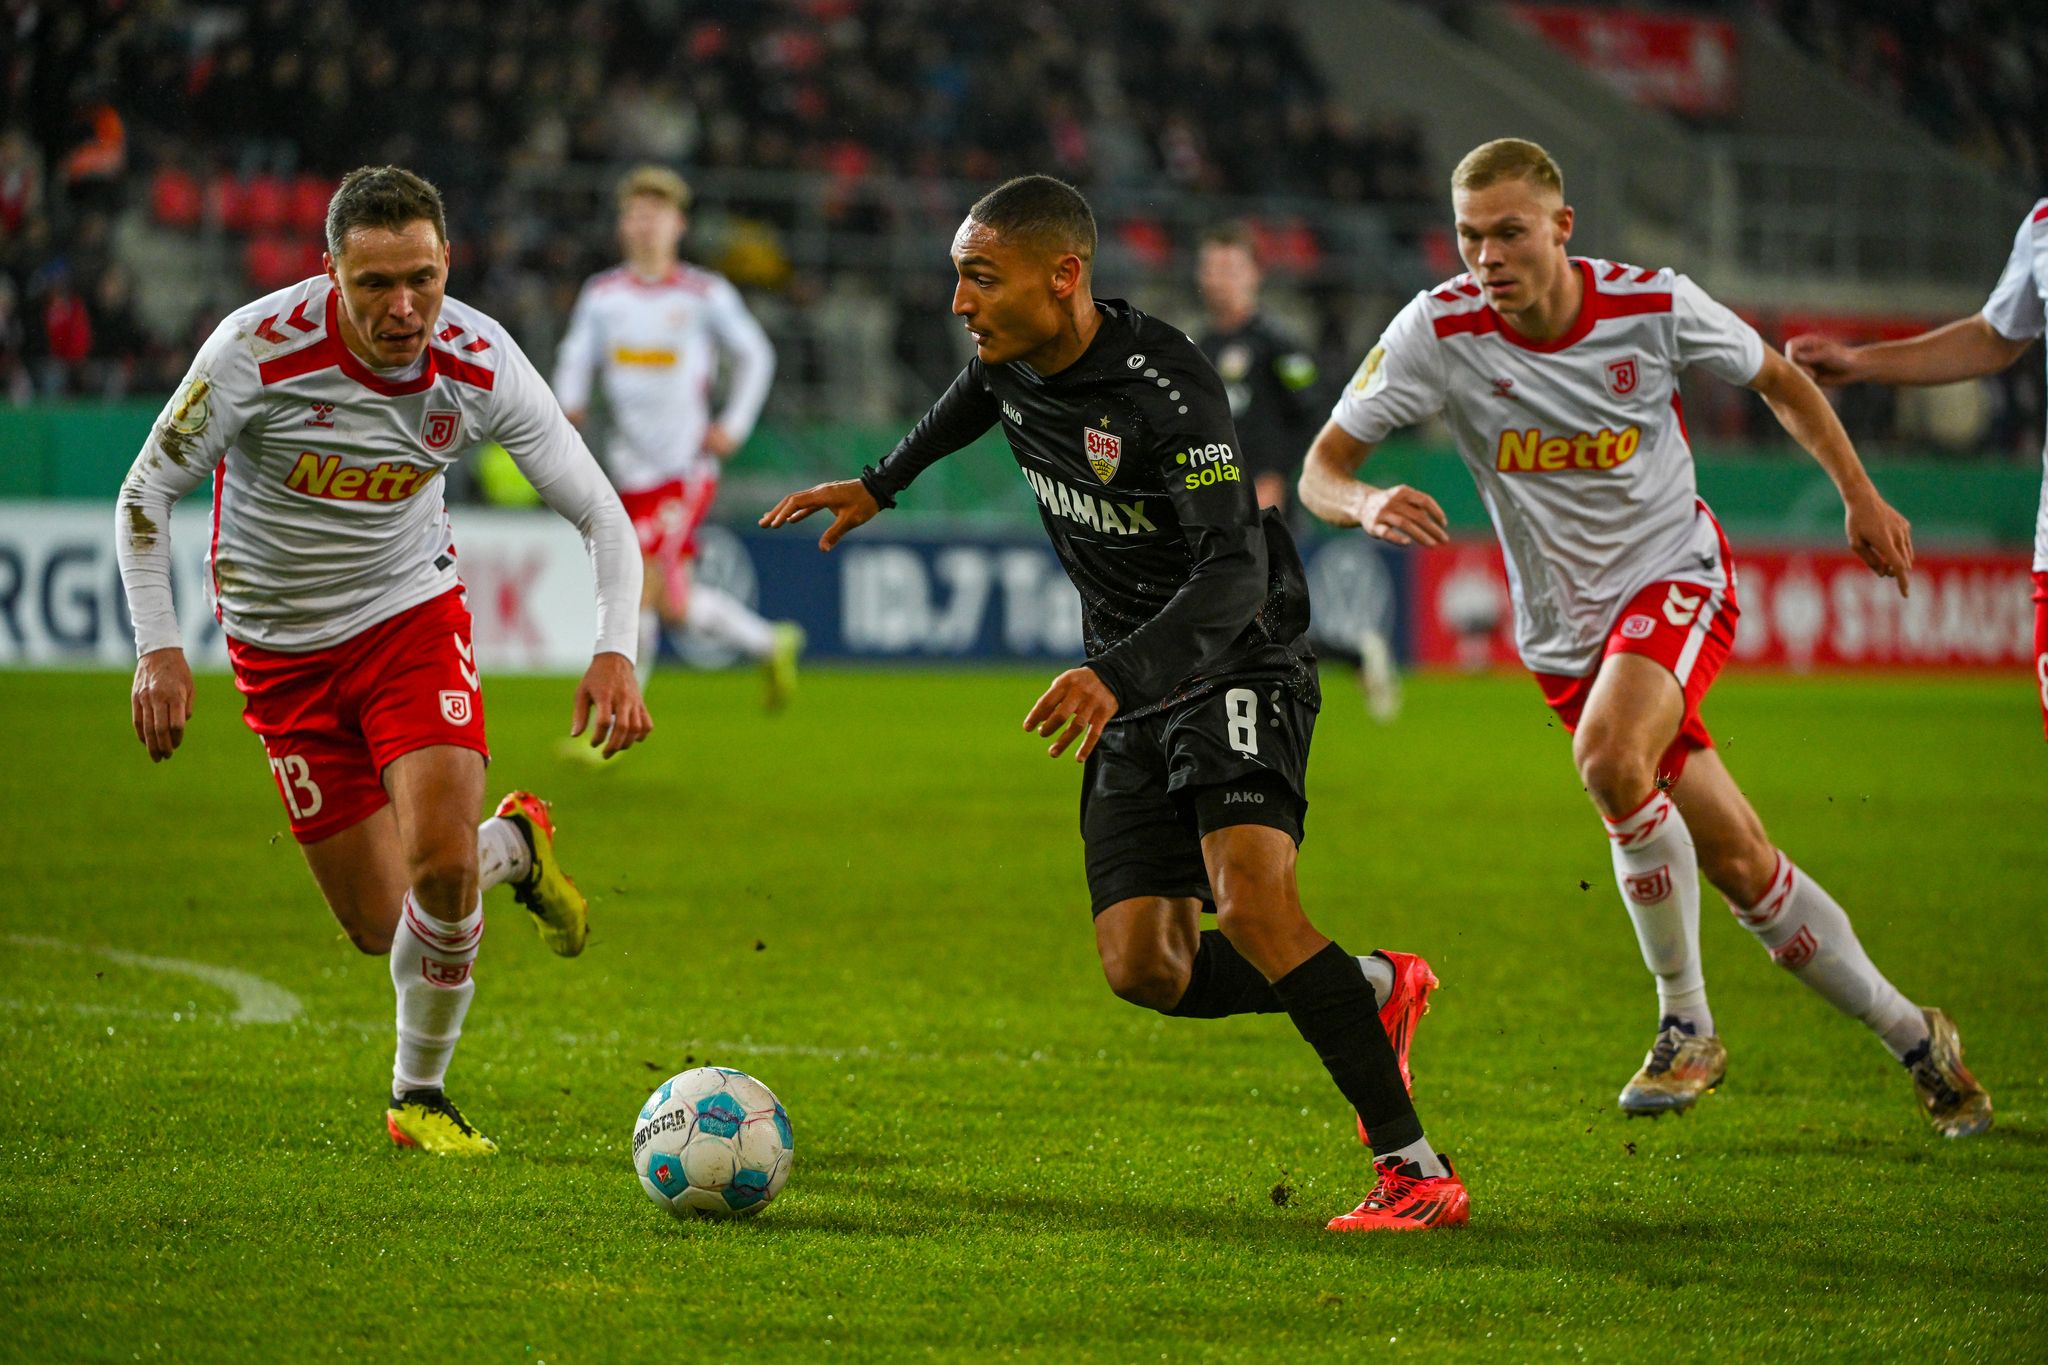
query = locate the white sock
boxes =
[637,609,661,684]
[1602,791,1713,1037]
[1731,854,1927,1059]
[687,583,777,657]
[390,892,483,1096]
[476,816,531,893]
[1357,954,1393,1009]
[1381,1135,1447,1178]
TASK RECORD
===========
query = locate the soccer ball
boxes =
[632,1067,794,1219]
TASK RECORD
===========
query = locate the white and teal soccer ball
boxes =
[633,1067,793,1219]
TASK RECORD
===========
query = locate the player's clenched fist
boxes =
[759,479,880,551]
[1024,666,1119,763]
[571,651,654,758]
[1358,483,1450,547]
[131,646,194,762]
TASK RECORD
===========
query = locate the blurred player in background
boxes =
[1786,200,2048,741]
[553,166,801,707]
[1300,138,1991,1137]
[117,166,652,1155]
[1198,223,1401,722]
[765,176,1470,1230]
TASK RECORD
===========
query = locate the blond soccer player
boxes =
[1298,138,1990,1136]
[553,166,801,706]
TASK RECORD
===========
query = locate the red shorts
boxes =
[2034,570,2047,741]
[229,588,489,844]
[620,475,718,603]
[1533,568,1740,788]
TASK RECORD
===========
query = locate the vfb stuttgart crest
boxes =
[1606,356,1639,397]
[420,409,462,452]
[1084,426,1123,484]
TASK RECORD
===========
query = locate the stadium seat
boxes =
[150,167,202,229]
[289,175,331,234]
[240,174,290,234]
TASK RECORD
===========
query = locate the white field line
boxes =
[3,934,303,1024]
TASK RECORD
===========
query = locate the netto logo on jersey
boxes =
[285,452,436,502]
[1494,424,1641,474]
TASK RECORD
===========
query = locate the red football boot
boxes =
[1356,949,1438,1144]
[1327,1155,1469,1232]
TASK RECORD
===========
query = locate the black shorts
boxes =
[1080,682,1317,915]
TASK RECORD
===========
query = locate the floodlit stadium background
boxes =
[3,0,2041,676]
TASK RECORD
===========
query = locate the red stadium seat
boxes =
[210,170,248,232]
[240,173,290,233]
[1116,217,1172,270]
[289,175,331,234]
[150,167,203,229]
[244,234,301,290]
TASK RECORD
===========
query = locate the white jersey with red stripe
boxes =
[115,275,642,657]
[551,262,775,493]
[1980,199,2048,572]
[1332,257,1767,676]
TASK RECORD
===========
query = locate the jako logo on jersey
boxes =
[1021,467,1156,535]
[1607,357,1639,396]
[1494,424,1641,473]
[1001,399,1024,426]
[1624,865,1672,904]
[421,410,462,452]
[1175,442,1240,489]
[285,453,436,502]
[1620,614,1657,640]
[1085,426,1123,483]
[1662,585,1704,628]
[305,402,336,429]
[1222,790,1265,805]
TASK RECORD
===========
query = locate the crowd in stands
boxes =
[1769,0,2046,194]
[1,0,1435,407]
[1,0,2040,464]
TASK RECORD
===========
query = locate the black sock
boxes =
[1271,940,1423,1155]
[1168,930,1287,1018]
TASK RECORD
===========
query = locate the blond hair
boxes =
[617,165,691,212]
[1451,138,1564,198]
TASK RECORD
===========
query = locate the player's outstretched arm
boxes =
[1748,347,1914,596]
[1297,420,1448,546]
[131,646,194,762]
[570,651,652,758]
[759,479,880,551]
[1786,315,2033,388]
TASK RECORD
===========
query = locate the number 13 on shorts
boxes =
[268,753,325,821]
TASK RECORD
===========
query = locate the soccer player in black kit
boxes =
[762,176,1469,1230]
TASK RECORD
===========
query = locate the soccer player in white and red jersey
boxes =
[1300,139,1992,1137]
[552,166,801,706]
[1787,201,2048,740]
[116,166,652,1156]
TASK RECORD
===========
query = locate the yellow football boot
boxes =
[386,1088,498,1156]
[494,790,588,957]
[764,622,805,712]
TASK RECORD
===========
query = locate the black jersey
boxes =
[863,299,1316,720]
[1197,313,1320,481]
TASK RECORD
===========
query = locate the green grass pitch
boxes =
[2,665,2043,1361]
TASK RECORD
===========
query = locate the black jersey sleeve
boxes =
[862,361,1001,507]
[1088,344,1268,708]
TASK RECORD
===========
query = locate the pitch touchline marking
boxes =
[3,934,304,1024]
